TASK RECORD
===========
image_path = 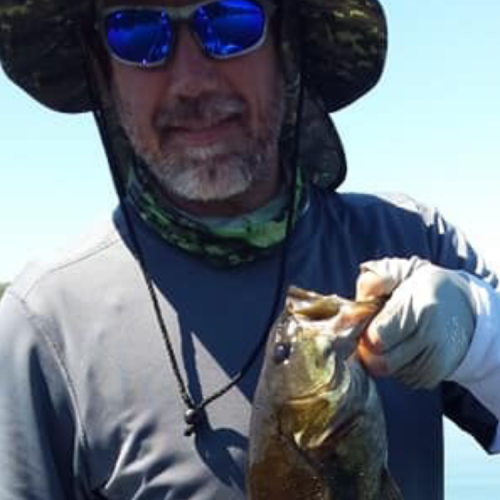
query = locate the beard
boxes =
[113,84,285,204]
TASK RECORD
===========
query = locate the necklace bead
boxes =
[184,408,206,436]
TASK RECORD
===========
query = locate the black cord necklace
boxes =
[116,145,300,435]
[142,197,296,437]
[78,21,306,438]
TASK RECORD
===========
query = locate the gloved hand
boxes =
[355,257,476,389]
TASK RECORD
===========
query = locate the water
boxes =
[445,421,499,499]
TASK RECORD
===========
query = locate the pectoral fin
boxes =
[380,468,404,500]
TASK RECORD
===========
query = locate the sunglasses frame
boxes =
[99,0,276,68]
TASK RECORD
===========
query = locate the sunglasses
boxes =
[100,0,276,68]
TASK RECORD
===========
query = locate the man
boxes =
[0,1,498,499]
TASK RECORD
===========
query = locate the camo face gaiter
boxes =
[126,159,307,267]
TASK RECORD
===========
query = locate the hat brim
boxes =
[299,0,387,112]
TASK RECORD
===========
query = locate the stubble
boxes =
[113,81,285,205]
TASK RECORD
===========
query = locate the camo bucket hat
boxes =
[0,0,387,190]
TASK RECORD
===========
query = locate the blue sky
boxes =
[1,0,499,494]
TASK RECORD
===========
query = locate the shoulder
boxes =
[319,188,498,287]
[0,220,125,496]
[309,187,497,284]
[2,211,139,343]
[9,212,126,302]
[330,190,436,220]
[310,188,440,238]
[0,210,145,393]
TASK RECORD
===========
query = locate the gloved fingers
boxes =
[357,281,419,377]
[356,256,430,301]
[378,334,440,388]
[361,277,419,353]
[360,262,474,353]
[358,332,432,385]
[358,264,476,388]
[360,315,456,388]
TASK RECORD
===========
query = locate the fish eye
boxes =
[273,341,292,365]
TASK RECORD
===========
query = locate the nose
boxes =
[166,24,222,99]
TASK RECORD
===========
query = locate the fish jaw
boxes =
[288,286,386,362]
[278,359,353,451]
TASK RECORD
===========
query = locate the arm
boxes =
[0,289,84,499]
[447,274,500,452]
[355,257,500,452]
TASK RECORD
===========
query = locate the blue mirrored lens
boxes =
[194,0,266,57]
[105,10,173,65]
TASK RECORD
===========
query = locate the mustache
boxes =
[154,94,247,130]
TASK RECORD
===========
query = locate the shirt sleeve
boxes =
[413,200,500,452]
[446,273,500,453]
[491,426,500,453]
[0,289,85,499]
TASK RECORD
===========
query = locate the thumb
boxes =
[356,256,429,301]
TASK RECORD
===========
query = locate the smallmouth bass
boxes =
[247,286,403,499]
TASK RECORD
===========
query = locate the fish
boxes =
[247,286,403,500]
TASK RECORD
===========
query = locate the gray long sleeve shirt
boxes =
[0,188,498,499]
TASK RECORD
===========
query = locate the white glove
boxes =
[355,257,476,389]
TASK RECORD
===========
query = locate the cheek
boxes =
[259,49,284,115]
[230,46,284,126]
[110,63,162,132]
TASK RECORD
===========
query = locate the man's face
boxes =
[106,0,285,215]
